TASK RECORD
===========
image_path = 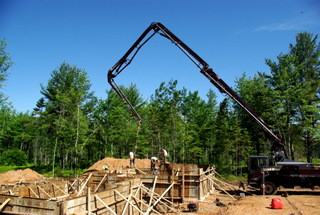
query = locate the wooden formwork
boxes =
[0,164,215,214]
[0,177,141,215]
[140,163,215,203]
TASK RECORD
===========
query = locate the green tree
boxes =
[235,73,275,156]
[203,89,218,163]
[0,39,15,154]
[36,62,95,175]
[265,32,320,162]
[0,104,16,153]
[181,90,213,164]
[213,98,233,173]
[0,149,27,166]
[0,39,13,102]
[290,32,320,162]
[96,84,145,160]
[147,80,184,163]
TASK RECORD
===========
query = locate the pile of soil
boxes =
[87,157,151,171]
[0,168,45,184]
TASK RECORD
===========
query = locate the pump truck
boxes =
[107,22,320,195]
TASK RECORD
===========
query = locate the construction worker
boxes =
[102,164,108,170]
[150,157,160,175]
[161,148,168,164]
[150,157,158,170]
[129,150,135,168]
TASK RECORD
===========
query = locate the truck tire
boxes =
[263,181,278,195]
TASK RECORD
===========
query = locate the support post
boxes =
[94,195,117,215]
[87,186,91,215]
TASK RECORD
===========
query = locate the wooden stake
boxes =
[37,186,52,198]
[28,187,39,198]
[114,190,145,214]
[135,167,147,175]
[148,176,157,207]
[77,173,92,197]
[131,195,162,215]
[51,182,68,195]
[94,195,117,215]
[140,185,178,208]
[144,182,175,215]
[94,174,108,193]
[87,186,91,215]
[0,198,10,212]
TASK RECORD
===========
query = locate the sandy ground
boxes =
[168,189,320,215]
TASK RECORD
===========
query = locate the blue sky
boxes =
[1,0,320,113]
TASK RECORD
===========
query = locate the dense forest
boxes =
[0,32,319,176]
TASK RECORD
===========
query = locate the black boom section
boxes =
[107,22,286,158]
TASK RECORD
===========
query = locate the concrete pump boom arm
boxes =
[107,22,286,158]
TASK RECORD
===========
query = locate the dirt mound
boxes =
[87,157,151,171]
[0,168,45,184]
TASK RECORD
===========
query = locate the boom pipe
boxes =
[107,22,285,154]
[108,78,142,121]
[153,23,282,143]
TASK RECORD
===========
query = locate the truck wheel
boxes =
[263,181,277,195]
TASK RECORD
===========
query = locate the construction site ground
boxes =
[167,187,320,215]
[0,158,319,215]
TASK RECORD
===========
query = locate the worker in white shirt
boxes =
[129,150,135,168]
[150,157,158,170]
[150,157,160,175]
[161,149,168,164]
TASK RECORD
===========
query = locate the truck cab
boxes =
[248,156,282,194]
[248,156,268,188]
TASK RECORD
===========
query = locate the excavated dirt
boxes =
[0,168,45,184]
[87,157,152,171]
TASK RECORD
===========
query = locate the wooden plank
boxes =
[203,175,236,200]
[115,190,145,214]
[28,187,39,198]
[37,186,52,199]
[135,167,147,175]
[0,198,10,212]
[87,186,91,214]
[0,195,60,214]
[148,176,157,207]
[144,182,175,215]
[94,195,117,215]
[131,195,161,215]
[51,182,68,196]
[140,185,178,208]
[77,173,92,197]
[182,167,185,203]
[94,174,108,193]
[120,193,132,215]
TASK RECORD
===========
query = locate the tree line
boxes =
[0,32,319,176]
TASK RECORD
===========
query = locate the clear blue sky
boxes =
[1,0,319,113]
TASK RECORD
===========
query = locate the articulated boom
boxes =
[107,22,286,159]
